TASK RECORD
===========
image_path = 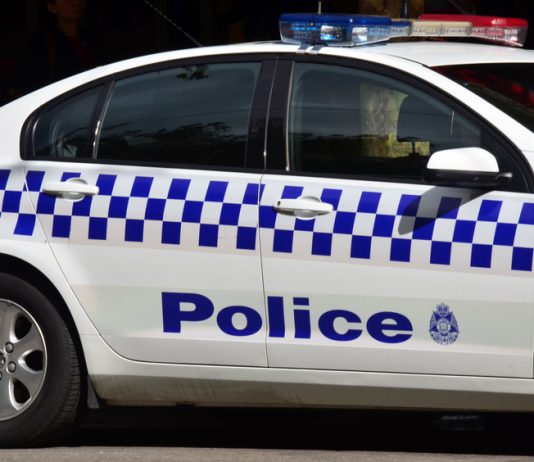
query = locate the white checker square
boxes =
[432,218,456,242]
[163,199,184,222]
[111,175,136,197]
[292,230,313,257]
[143,220,163,247]
[89,196,111,218]
[352,213,375,236]
[201,202,223,225]
[498,199,524,223]
[237,204,257,227]
[126,197,149,220]
[185,180,209,202]
[392,215,415,239]
[106,218,126,244]
[224,182,248,203]
[330,233,352,261]
[513,224,534,248]
[472,221,497,245]
[178,222,201,250]
[376,193,401,215]
[337,189,360,212]
[70,216,90,243]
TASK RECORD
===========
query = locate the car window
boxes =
[288,62,482,180]
[97,62,261,168]
[33,87,102,159]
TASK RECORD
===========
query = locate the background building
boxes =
[1,0,533,105]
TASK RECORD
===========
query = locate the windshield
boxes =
[433,63,534,133]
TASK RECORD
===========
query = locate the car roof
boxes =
[366,41,534,67]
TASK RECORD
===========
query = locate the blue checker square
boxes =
[512,247,533,272]
[295,218,314,232]
[391,238,411,262]
[199,224,219,247]
[259,205,277,229]
[145,198,166,221]
[373,214,395,237]
[519,203,534,225]
[109,196,129,219]
[321,189,342,210]
[357,192,381,214]
[96,174,117,196]
[162,222,181,245]
[453,220,476,243]
[14,214,36,236]
[493,223,517,246]
[243,183,260,205]
[131,176,153,198]
[412,217,435,241]
[88,217,108,240]
[168,178,191,200]
[220,203,241,226]
[478,200,502,222]
[205,181,228,202]
[430,241,452,265]
[36,193,56,215]
[397,194,420,217]
[52,215,71,238]
[182,201,203,223]
[125,219,144,242]
[25,171,44,192]
[437,197,461,219]
[471,244,492,268]
[72,196,92,217]
[273,229,294,253]
[2,191,22,213]
[237,226,256,250]
[281,185,303,199]
[333,212,356,235]
[312,232,332,256]
[61,172,81,181]
[350,235,372,260]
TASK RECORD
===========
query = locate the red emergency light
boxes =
[419,14,529,47]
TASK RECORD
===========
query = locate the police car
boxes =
[0,11,533,446]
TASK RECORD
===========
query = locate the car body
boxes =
[1,35,534,445]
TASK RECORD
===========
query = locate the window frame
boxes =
[21,54,279,174]
[266,55,534,194]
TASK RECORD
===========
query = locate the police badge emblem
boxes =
[429,303,459,345]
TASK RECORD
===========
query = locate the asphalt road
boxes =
[2,408,534,461]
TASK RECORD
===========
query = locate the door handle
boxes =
[273,197,333,218]
[42,179,99,200]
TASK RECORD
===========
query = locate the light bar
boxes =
[411,20,472,37]
[419,14,528,47]
[279,13,392,46]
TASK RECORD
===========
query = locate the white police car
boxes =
[0,11,533,446]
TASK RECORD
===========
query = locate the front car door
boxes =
[260,56,534,378]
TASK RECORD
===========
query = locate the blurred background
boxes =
[1,0,533,105]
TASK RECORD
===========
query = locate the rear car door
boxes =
[22,57,275,366]
[260,57,534,377]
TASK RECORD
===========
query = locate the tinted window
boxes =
[33,87,102,158]
[289,63,481,179]
[433,63,534,133]
[97,62,261,168]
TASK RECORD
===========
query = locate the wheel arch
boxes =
[0,253,90,397]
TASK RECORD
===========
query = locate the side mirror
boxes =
[423,147,512,189]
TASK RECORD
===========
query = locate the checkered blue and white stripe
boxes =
[259,183,534,273]
[0,169,531,273]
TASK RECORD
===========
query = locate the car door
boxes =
[22,57,275,366]
[260,57,534,378]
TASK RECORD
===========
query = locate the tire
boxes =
[0,273,81,447]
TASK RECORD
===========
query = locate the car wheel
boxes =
[0,273,81,447]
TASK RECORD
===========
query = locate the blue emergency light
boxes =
[279,12,528,47]
[279,13,395,46]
